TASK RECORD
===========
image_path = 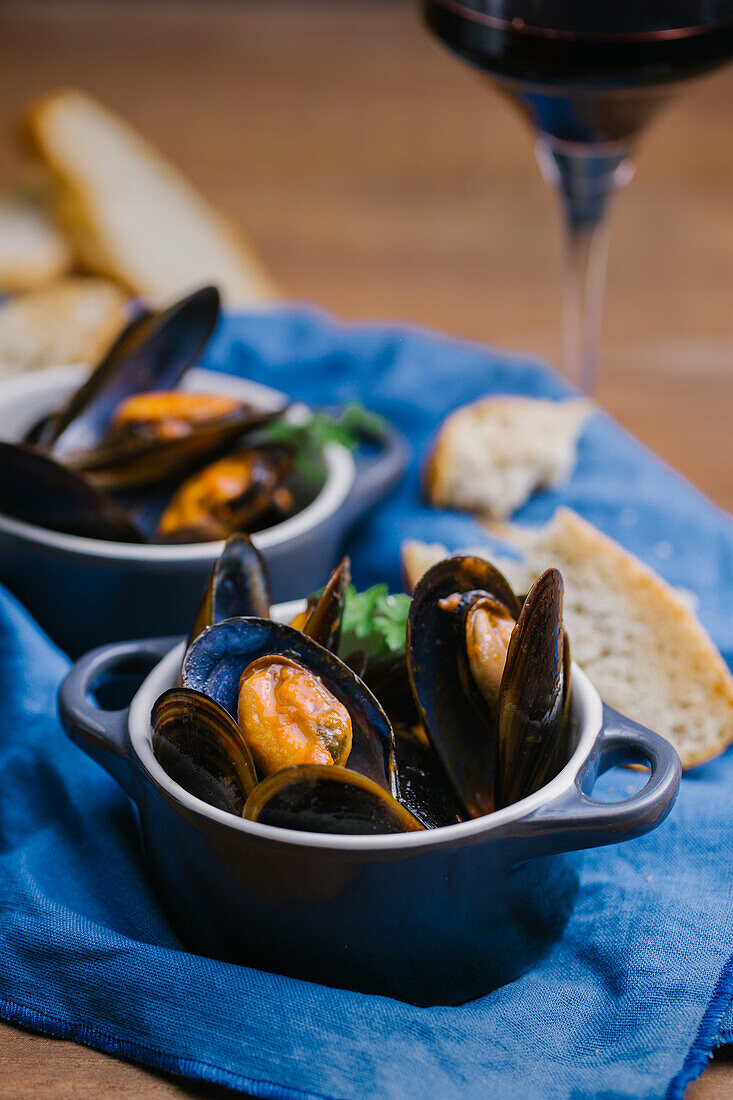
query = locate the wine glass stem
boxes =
[563,215,611,396]
[536,141,633,394]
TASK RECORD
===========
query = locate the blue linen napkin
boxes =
[1,307,732,1100]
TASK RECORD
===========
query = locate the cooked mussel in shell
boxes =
[188,533,271,647]
[0,285,314,544]
[237,655,353,774]
[154,444,294,543]
[494,568,570,809]
[42,287,220,457]
[296,557,350,651]
[152,687,257,815]
[182,616,394,791]
[0,441,145,543]
[407,556,570,819]
[151,545,573,835]
[243,765,423,835]
[406,556,522,817]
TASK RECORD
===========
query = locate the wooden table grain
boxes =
[0,1,730,1097]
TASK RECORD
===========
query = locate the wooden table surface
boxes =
[0,1,731,1096]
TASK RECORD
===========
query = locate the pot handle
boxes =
[346,420,410,522]
[523,705,681,854]
[58,636,179,796]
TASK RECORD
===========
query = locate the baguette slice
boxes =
[25,89,278,307]
[0,276,128,376]
[424,396,594,520]
[403,508,733,769]
[0,197,71,292]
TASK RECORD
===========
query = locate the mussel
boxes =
[407,557,570,818]
[0,285,299,545]
[150,545,573,836]
[182,617,395,791]
[243,765,423,835]
[152,687,257,815]
[0,441,144,542]
[238,655,354,774]
[188,533,271,646]
[293,557,350,651]
[154,443,294,543]
[494,569,570,809]
[42,287,221,457]
[406,556,521,817]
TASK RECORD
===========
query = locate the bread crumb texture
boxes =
[424,396,594,520]
[0,276,128,375]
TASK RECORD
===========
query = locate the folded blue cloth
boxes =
[1,308,732,1100]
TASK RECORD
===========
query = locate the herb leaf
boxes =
[263,403,387,470]
[338,584,410,660]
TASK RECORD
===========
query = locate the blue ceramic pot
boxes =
[0,367,408,656]
[59,624,680,1006]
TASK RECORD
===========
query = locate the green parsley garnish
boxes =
[339,584,411,660]
[263,404,387,480]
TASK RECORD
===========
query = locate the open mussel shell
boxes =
[182,617,395,790]
[391,727,463,830]
[0,441,144,542]
[152,687,258,815]
[43,286,221,458]
[406,555,522,819]
[300,557,350,651]
[188,534,271,647]
[362,653,419,729]
[494,568,568,810]
[243,764,424,835]
[69,403,281,491]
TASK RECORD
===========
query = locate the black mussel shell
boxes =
[34,305,152,450]
[44,287,221,458]
[406,555,522,818]
[243,764,424,835]
[494,568,568,810]
[152,686,258,815]
[362,653,419,729]
[0,441,144,542]
[188,533,271,646]
[391,726,463,830]
[182,617,395,791]
[300,557,350,651]
[69,404,282,491]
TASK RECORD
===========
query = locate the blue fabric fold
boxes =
[0,307,731,1100]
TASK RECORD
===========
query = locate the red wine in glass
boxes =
[422,0,733,390]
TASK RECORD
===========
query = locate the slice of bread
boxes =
[403,508,733,769]
[424,396,594,520]
[0,197,71,292]
[0,276,128,376]
[24,89,278,307]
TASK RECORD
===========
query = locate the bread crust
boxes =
[424,396,593,520]
[24,89,279,306]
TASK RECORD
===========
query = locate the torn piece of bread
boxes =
[403,508,733,769]
[0,197,71,292]
[424,396,594,520]
[0,276,128,376]
[24,89,278,308]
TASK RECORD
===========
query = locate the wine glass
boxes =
[421,1,733,393]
